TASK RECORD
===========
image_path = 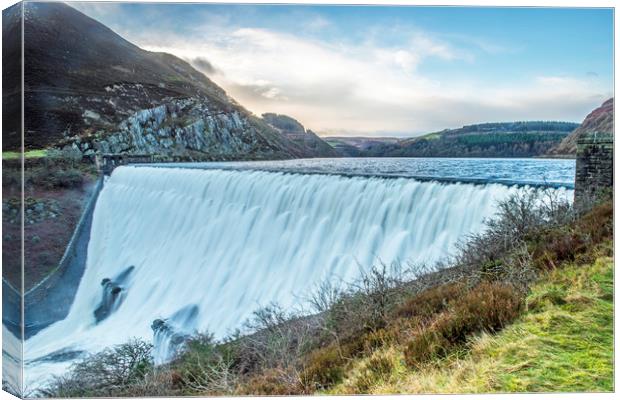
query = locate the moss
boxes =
[2,149,47,160]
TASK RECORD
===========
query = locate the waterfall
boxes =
[24,166,570,386]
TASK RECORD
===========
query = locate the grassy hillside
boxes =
[328,253,613,394]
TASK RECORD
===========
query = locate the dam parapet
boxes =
[575,131,613,210]
[96,153,156,175]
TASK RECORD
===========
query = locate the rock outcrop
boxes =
[548,98,614,157]
[70,98,303,160]
[93,266,135,323]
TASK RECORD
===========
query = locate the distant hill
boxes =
[325,121,579,158]
[547,98,614,157]
[3,2,333,160]
[262,113,338,157]
[323,137,399,157]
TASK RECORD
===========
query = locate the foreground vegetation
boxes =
[327,251,613,394]
[41,190,613,397]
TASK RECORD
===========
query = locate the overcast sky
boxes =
[73,2,613,137]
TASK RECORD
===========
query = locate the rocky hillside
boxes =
[547,98,614,157]
[262,113,339,157]
[327,121,578,158]
[3,2,332,160]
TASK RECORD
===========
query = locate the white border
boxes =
[0,1,616,400]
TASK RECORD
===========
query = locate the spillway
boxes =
[24,165,569,387]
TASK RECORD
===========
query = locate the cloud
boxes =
[87,9,610,136]
[409,33,470,62]
[191,57,217,75]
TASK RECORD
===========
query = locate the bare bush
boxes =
[456,188,572,272]
[40,339,153,397]
[308,280,344,314]
[315,262,413,347]
[231,303,319,389]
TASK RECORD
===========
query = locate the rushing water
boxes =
[22,158,574,389]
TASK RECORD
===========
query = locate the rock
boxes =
[93,266,135,323]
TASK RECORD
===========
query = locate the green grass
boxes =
[487,256,614,392]
[3,149,47,160]
[328,253,614,394]
[419,131,443,140]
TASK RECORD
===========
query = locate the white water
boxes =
[24,166,569,387]
[2,326,22,396]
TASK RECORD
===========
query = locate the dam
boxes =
[19,158,574,388]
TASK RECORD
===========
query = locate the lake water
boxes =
[151,157,576,188]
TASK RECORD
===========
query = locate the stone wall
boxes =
[574,131,613,210]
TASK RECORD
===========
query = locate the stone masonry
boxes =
[574,131,613,210]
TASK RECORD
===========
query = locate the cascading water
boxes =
[23,166,570,388]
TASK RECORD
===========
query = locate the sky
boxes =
[73,2,614,137]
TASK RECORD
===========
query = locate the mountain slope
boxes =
[323,137,399,157]
[5,2,329,160]
[262,113,339,157]
[547,98,614,157]
[327,121,578,158]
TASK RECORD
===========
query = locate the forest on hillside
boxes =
[327,121,579,158]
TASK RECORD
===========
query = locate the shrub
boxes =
[394,282,465,321]
[172,333,239,395]
[577,200,613,244]
[361,328,397,350]
[404,330,448,367]
[531,200,613,271]
[321,263,412,342]
[349,348,400,392]
[28,167,84,189]
[235,303,317,374]
[41,339,153,397]
[438,282,523,343]
[456,189,573,271]
[403,282,523,368]
[301,345,346,390]
[239,368,304,395]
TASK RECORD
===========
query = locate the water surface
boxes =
[151,157,576,188]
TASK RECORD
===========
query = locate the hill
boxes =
[262,113,339,158]
[547,98,614,157]
[323,137,400,157]
[3,2,333,160]
[326,121,579,158]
